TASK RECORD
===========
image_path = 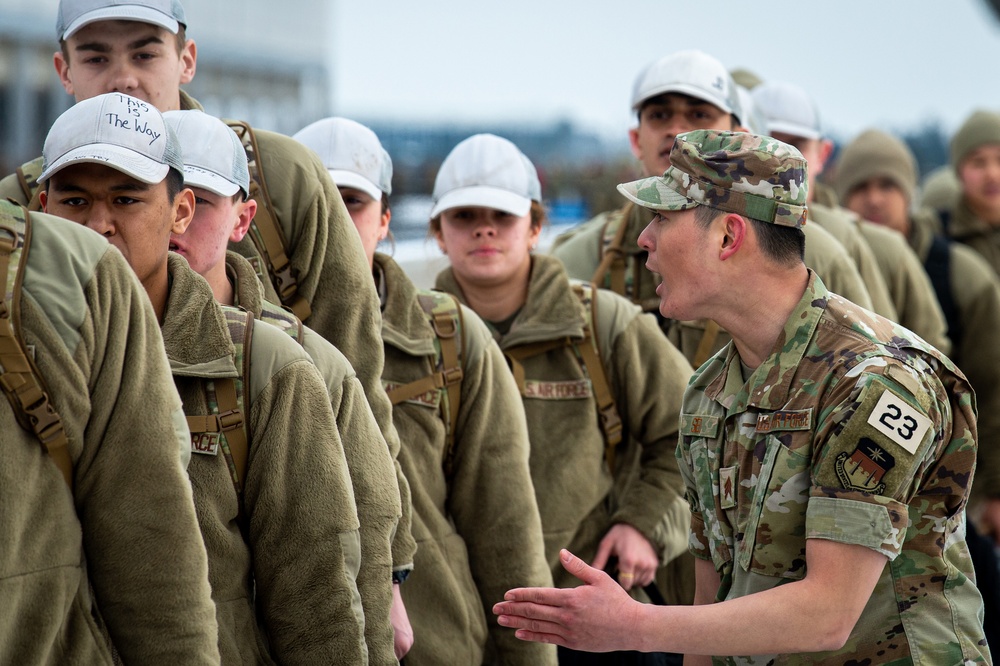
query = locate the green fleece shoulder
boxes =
[22,211,111,355]
[245,317,315,406]
[589,286,643,368]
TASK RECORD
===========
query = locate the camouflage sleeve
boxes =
[809,361,970,560]
[0,170,31,205]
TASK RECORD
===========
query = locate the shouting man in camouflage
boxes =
[494,130,990,664]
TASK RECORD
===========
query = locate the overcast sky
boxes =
[332,0,1000,146]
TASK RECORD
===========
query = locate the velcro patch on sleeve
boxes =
[816,374,937,500]
[680,413,719,438]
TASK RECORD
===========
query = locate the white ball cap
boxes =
[57,0,186,41]
[293,117,392,201]
[431,134,541,219]
[40,92,182,185]
[631,50,742,121]
[752,81,822,141]
[163,110,249,198]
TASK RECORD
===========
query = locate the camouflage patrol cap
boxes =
[617,130,808,229]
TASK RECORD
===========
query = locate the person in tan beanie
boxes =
[947,110,1000,277]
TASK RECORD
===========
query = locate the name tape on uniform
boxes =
[866,389,931,455]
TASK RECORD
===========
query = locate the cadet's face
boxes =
[630,94,733,177]
[958,144,1000,216]
[55,20,195,111]
[340,187,389,268]
[844,177,910,236]
[42,163,189,287]
[435,206,540,291]
[637,208,712,320]
[171,187,253,278]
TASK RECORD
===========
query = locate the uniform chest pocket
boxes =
[738,433,811,580]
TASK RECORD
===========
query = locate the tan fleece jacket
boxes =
[227,250,400,665]
[0,93,417,575]
[0,208,218,664]
[164,254,365,664]
[376,253,556,666]
[436,255,693,588]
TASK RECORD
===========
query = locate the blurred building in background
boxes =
[0,0,333,171]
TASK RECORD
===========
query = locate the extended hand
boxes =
[493,549,642,652]
[591,523,659,591]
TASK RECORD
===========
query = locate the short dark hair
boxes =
[693,205,804,265]
[165,167,185,202]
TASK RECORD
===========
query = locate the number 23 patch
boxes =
[866,389,932,455]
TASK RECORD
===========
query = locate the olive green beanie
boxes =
[730,68,763,91]
[950,109,1000,166]
[834,129,917,204]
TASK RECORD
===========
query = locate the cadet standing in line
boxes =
[751,80,952,354]
[295,117,557,666]
[0,0,418,625]
[494,130,990,665]
[40,92,367,664]
[164,108,403,663]
[0,198,220,664]
[550,50,877,366]
[946,110,1000,275]
[835,129,1000,557]
[431,133,693,665]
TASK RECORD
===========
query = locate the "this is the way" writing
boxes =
[104,112,162,145]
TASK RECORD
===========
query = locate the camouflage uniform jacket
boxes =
[226,251,400,666]
[0,209,219,665]
[164,254,366,665]
[0,92,417,575]
[375,253,555,666]
[550,202,876,366]
[908,210,1000,502]
[948,197,1000,279]
[436,254,693,588]
[678,271,989,665]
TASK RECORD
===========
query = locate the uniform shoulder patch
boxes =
[865,388,932,455]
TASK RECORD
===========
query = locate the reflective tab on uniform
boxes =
[382,380,442,409]
[680,413,719,438]
[191,432,220,456]
[755,409,812,433]
[866,389,931,455]
[522,379,592,400]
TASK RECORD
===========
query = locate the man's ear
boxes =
[39,189,49,212]
[718,213,748,261]
[814,139,835,175]
[628,126,643,161]
[172,187,195,235]
[179,39,197,85]
[54,50,74,96]
[230,198,257,242]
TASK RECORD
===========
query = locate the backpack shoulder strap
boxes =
[570,282,623,473]
[0,204,72,487]
[186,306,253,527]
[387,291,465,475]
[15,157,45,212]
[923,234,962,347]
[592,203,633,295]
[226,121,312,321]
